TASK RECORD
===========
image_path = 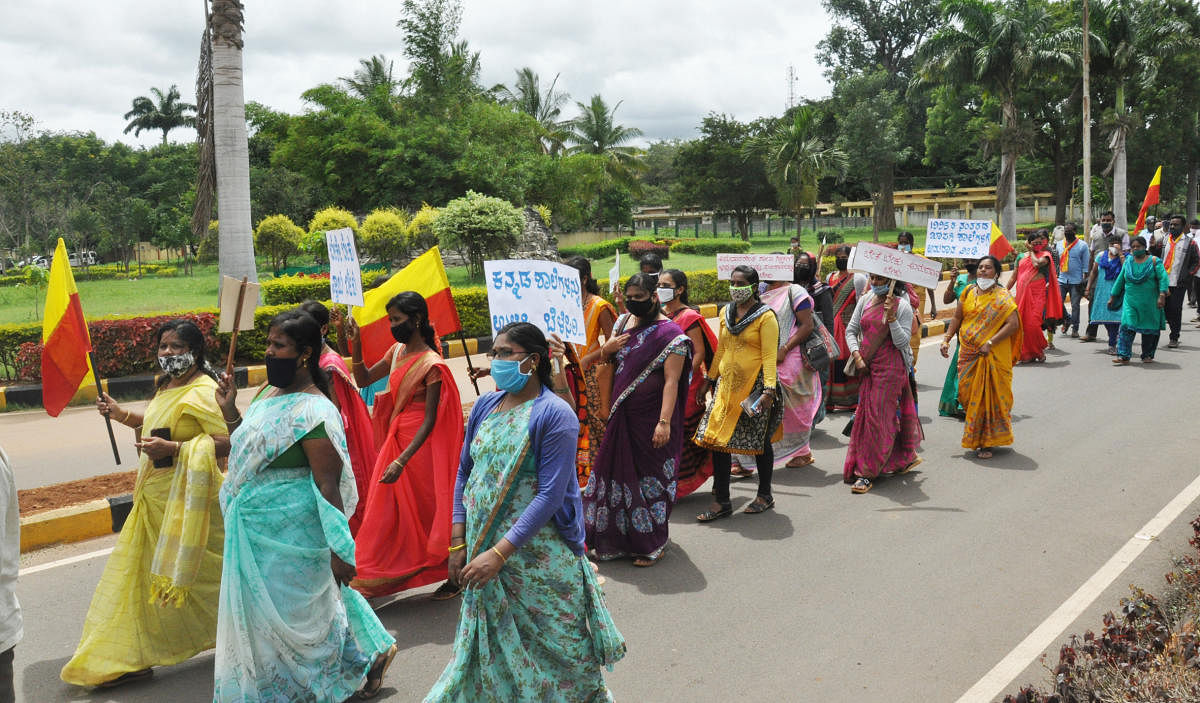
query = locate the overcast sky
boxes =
[1,1,834,148]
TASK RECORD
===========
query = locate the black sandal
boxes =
[696,503,733,522]
[851,477,873,494]
[430,580,462,601]
[743,496,774,514]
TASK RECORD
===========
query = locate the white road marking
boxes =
[957,470,1200,702]
[21,547,113,576]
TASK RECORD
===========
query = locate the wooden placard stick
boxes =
[336,313,349,356]
[88,351,120,465]
[457,330,481,396]
[224,276,248,377]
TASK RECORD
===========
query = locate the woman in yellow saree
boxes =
[62,320,228,688]
[940,256,1021,460]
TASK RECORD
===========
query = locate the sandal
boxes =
[696,503,733,522]
[896,456,922,475]
[851,477,872,494]
[730,466,755,478]
[1080,335,1095,342]
[1112,357,1131,365]
[1106,346,1117,356]
[976,448,993,459]
[786,454,815,468]
[633,551,664,567]
[356,643,399,699]
[430,580,462,601]
[743,496,774,514]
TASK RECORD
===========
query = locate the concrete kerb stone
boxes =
[20,499,116,553]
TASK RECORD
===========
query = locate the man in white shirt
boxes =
[1161,215,1200,348]
[0,446,20,703]
[1088,210,1129,256]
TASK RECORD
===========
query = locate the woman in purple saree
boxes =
[584,274,692,567]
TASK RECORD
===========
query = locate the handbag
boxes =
[790,287,840,373]
[593,314,630,422]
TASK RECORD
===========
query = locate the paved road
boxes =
[12,297,1200,702]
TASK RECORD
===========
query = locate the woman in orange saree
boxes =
[1007,230,1063,363]
[300,301,377,535]
[567,257,617,486]
[941,256,1021,459]
[346,292,465,599]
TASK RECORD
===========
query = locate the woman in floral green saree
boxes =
[425,322,625,703]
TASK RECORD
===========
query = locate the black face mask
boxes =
[965,263,979,275]
[265,355,300,388]
[391,321,414,343]
[794,264,813,281]
[835,258,848,271]
[1171,225,1183,236]
[1065,232,1076,242]
[626,297,658,319]
[1101,222,1113,232]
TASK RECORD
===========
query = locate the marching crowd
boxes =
[25,217,1199,701]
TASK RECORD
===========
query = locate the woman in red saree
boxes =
[659,269,718,498]
[826,246,869,411]
[346,292,465,599]
[299,301,377,535]
[1007,230,1063,363]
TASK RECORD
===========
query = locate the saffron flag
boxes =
[989,222,1015,260]
[1134,166,1162,235]
[351,246,461,366]
[41,238,94,416]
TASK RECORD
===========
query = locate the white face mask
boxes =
[1108,246,1119,257]
[656,287,675,303]
[976,278,996,290]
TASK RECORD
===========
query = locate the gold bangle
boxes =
[448,543,465,553]
[491,546,507,563]
[121,409,132,424]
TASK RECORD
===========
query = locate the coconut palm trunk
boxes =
[210,0,257,284]
[1110,83,1128,230]
[998,98,1019,239]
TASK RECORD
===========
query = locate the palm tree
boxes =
[1097,0,1189,229]
[122,85,196,145]
[206,0,257,284]
[754,107,847,233]
[495,68,570,154]
[565,95,644,182]
[920,0,1077,239]
[341,55,400,100]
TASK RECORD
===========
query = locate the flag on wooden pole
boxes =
[351,247,462,366]
[41,238,94,416]
[1134,166,1162,235]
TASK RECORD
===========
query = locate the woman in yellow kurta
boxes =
[695,265,782,521]
[61,320,228,688]
[940,256,1021,460]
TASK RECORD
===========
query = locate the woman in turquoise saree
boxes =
[426,322,625,703]
[214,310,396,702]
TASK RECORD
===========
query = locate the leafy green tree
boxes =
[565,95,644,184]
[342,55,400,101]
[830,73,905,238]
[496,68,570,154]
[754,108,847,233]
[673,114,776,240]
[397,0,483,109]
[920,0,1078,239]
[359,207,409,264]
[123,85,196,145]
[407,204,440,253]
[433,191,523,278]
[254,214,304,271]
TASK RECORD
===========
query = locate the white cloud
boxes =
[0,0,833,147]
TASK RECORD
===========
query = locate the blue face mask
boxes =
[491,356,532,393]
[872,284,891,297]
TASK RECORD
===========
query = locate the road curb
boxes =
[20,496,133,553]
[921,319,947,338]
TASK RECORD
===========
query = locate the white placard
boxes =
[484,260,586,345]
[325,227,365,307]
[607,249,620,294]
[926,218,992,259]
[848,242,942,289]
[716,253,795,281]
[218,276,260,332]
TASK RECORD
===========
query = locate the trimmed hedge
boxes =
[261,270,390,305]
[628,240,670,261]
[557,237,634,260]
[0,263,180,287]
[670,239,752,255]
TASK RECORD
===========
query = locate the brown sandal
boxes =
[786,454,815,468]
[357,644,398,699]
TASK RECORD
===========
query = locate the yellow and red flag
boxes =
[41,238,94,416]
[1134,166,1162,234]
[352,246,461,366]
[989,222,1015,260]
